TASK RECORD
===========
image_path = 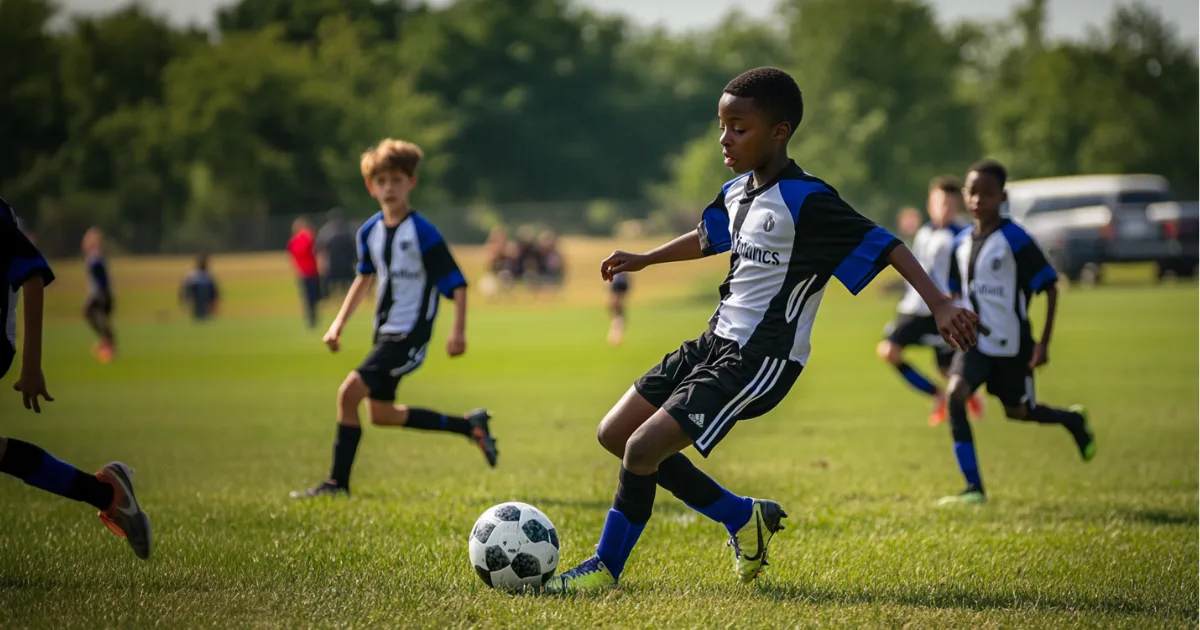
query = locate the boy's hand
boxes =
[323,327,342,352]
[1029,342,1049,369]
[13,367,53,413]
[932,301,980,351]
[447,331,466,357]
[601,251,649,281]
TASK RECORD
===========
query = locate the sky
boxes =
[57,0,1200,44]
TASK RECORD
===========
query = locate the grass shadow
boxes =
[1120,508,1199,526]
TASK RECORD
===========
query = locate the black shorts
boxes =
[884,314,954,369]
[951,347,1035,409]
[1,339,13,379]
[356,335,427,402]
[634,330,803,457]
[85,294,113,317]
[610,273,630,295]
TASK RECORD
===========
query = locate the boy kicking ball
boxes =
[545,68,979,592]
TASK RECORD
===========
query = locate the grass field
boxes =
[1,242,1196,629]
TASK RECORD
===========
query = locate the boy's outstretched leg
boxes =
[0,438,152,559]
[938,377,986,506]
[877,339,946,425]
[1008,403,1096,462]
[367,401,497,467]
[595,386,788,583]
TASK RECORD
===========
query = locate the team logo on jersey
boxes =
[400,241,413,251]
[991,257,1002,270]
[762,213,776,233]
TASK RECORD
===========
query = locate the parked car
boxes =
[1146,200,1199,279]
[1004,174,1174,283]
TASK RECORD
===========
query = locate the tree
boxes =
[979,1,1198,196]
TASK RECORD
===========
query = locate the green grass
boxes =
[0,258,1196,628]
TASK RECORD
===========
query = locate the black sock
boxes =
[0,439,114,509]
[329,425,362,489]
[1026,404,1085,439]
[657,453,724,508]
[405,408,472,436]
[613,466,658,525]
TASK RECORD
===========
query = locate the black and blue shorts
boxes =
[635,330,802,457]
[356,334,426,402]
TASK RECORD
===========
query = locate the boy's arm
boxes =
[600,232,705,280]
[447,286,467,357]
[602,188,729,280]
[888,245,980,348]
[15,276,53,412]
[1030,285,1058,368]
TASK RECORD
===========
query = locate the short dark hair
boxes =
[968,159,1008,188]
[196,253,209,271]
[723,67,804,135]
[929,175,961,194]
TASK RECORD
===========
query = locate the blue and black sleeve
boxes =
[799,194,900,295]
[414,216,467,299]
[1,211,55,292]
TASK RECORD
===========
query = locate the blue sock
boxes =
[953,441,982,489]
[595,508,645,579]
[691,490,754,537]
[0,439,113,510]
[896,362,938,395]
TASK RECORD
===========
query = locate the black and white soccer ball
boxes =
[468,502,559,590]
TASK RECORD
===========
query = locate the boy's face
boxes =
[717,93,789,175]
[927,188,961,226]
[963,170,1006,223]
[367,169,416,211]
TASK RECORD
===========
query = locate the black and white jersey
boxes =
[356,211,467,345]
[896,222,967,316]
[1,198,55,353]
[948,220,1057,358]
[697,161,901,365]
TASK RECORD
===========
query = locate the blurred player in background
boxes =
[287,217,322,329]
[0,198,151,560]
[316,208,357,299]
[938,159,1096,505]
[291,139,498,499]
[180,253,220,322]
[877,177,983,426]
[81,227,116,363]
[606,272,630,346]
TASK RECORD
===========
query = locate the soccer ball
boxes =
[468,502,560,590]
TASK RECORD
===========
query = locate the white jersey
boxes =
[698,162,900,365]
[356,211,466,343]
[949,220,1058,357]
[897,222,967,316]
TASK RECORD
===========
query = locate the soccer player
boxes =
[877,177,984,426]
[0,199,151,559]
[180,254,220,322]
[291,139,498,499]
[288,217,322,329]
[606,272,630,346]
[81,227,116,363]
[545,68,980,592]
[938,159,1096,505]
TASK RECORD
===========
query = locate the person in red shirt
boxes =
[288,217,322,329]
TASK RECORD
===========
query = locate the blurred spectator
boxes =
[316,208,356,298]
[533,229,564,290]
[180,254,220,322]
[287,217,321,329]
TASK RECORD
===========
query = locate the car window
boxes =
[1117,189,1172,204]
[1026,195,1109,215]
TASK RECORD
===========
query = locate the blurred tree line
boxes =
[1,0,1195,255]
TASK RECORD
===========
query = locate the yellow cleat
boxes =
[730,499,788,583]
[543,556,616,594]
